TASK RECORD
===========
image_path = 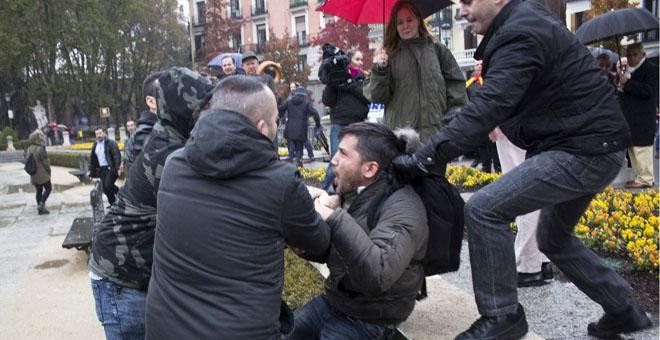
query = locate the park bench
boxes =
[62,180,105,252]
[68,154,91,184]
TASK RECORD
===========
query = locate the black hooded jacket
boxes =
[146,109,330,340]
[322,73,370,125]
[123,110,158,169]
[428,0,630,161]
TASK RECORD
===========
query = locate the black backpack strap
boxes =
[366,189,394,231]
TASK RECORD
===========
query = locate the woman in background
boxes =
[367,1,467,142]
[27,131,51,215]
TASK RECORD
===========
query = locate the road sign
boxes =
[100,107,110,118]
[7,110,13,119]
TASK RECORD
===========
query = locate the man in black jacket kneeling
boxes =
[287,122,429,339]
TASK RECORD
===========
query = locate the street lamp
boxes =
[441,23,451,47]
[4,94,12,130]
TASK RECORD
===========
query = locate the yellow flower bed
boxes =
[446,165,501,189]
[69,142,124,151]
[576,187,659,273]
[299,166,326,183]
[299,165,500,190]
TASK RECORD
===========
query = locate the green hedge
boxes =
[48,151,88,169]
[0,139,29,150]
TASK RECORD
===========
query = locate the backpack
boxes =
[24,151,37,176]
[367,171,464,300]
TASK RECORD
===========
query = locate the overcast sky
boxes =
[178,0,189,18]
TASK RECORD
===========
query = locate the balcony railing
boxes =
[230,9,242,19]
[290,0,307,8]
[252,4,267,16]
[453,48,477,69]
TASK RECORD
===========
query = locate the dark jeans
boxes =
[288,139,314,159]
[322,123,344,191]
[91,278,146,340]
[35,181,52,204]
[286,295,393,340]
[99,166,118,205]
[465,150,632,316]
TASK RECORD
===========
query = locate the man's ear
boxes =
[146,96,157,111]
[362,161,380,180]
[256,119,267,137]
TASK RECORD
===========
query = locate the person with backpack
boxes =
[287,122,428,339]
[26,131,51,215]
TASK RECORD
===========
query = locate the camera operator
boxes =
[321,48,370,191]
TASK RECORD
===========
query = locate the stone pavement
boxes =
[0,160,657,339]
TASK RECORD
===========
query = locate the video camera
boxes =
[318,43,350,88]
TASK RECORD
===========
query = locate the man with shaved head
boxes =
[145,75,330,340]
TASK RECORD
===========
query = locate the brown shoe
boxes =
[625,181,651,189]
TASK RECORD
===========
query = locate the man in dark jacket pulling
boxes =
[619,43,659,189]
[287,122,428,339]
[88,67,213,340]
[121,72,159,176]
[145,76,331,340]
[88,127,121,205]
[393,1,651,339]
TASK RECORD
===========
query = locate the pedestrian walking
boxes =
[27,131,51,215]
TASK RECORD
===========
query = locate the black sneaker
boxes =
[455,303,528,340]
[587,304,652,338]
[517,271,548,288]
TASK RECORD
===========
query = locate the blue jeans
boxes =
[91,278,146,340]
[322,124,344,190]
[465,150,632,316]
[286,295,392,340]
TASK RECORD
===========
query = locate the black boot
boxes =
[587,304,652,338]
[37,202,50,215]
[455,303,528,340]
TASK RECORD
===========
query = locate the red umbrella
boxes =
[317,0,453,25]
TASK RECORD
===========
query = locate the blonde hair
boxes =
[383,1,435,53]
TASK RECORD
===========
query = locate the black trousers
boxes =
[478,141,501,173]
[98,166,119,205]
[35,181,52,204]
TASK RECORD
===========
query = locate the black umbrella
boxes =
[315,130,330,155]
[576,7,659,45]
[588,47,619,63]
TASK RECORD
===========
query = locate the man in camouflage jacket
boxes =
[88,67,213,339]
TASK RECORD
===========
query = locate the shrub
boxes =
[48,151,88,169]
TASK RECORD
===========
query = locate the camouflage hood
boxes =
[155,67,213,139]
[29,130,45,145]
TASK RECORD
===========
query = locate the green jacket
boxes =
[27,131,50,186]
[367,38,467,141]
